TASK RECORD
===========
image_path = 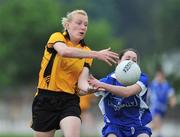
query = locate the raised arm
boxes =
[53,42,119,66]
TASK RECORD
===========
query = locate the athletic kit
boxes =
[31,31,93,131]
[96,72,152,137]
[149,79,175,117]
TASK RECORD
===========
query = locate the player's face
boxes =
[120,51,138,63]
[67,13,88,43]
[156,71,165,82]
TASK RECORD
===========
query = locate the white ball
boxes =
[115,60,141,86]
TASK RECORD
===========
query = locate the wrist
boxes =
[87,85,94,91]
[87,85,97,94]
[90,51,98,59]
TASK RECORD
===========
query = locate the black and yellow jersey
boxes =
[37,31,93,94]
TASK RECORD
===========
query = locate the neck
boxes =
[71,39,80,46]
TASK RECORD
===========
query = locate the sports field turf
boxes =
[0,134,97,137]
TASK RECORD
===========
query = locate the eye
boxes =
[75,20,82,25]
[132,58,137,63]
[84,22,88,27]
[76,22,81,25]
[125,57,131,60]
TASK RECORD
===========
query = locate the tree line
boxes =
[0,0,180,92]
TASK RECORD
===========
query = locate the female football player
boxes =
[31,9,118,137]
[88,48,152,137]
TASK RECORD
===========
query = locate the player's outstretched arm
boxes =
[88,75,141,97]
[54,42,119,66]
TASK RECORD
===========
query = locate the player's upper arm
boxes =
[47,32,66,46]
[78,67,90,92]
[53,42,68,56]
[46,32,68,56]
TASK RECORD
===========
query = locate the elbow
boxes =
[122,91,132,98]
[123,93,131,98]
[59,51,66,57]
[58,49,71,57]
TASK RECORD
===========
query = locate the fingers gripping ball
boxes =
[115,60,141,86]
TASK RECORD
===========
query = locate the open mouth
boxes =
[79,32,84,35]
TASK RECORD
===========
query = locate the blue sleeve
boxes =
[139,73,149,87]
[100,73,116,85]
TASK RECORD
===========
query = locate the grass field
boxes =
[0,133,97,137]
[0,135,32,137]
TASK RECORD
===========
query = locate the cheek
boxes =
[68,23,77,30]
[120,57,126,61]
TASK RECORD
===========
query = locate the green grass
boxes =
[0,134,32,137]
[0,133,98,137]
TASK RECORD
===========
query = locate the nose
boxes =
[81,24,87,30]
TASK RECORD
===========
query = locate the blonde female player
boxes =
[31,9,118,137]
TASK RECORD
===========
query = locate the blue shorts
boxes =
[102,124,152,137]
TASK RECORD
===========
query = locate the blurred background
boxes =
[0,0,180,137]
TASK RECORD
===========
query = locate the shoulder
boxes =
[100,72,116,84]
[136,72,149,96]
[139,72,149,87]
[47,32,66,45]
[140,73,149,80]
[50,32,64,38]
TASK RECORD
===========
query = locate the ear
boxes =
[64,22,69,30]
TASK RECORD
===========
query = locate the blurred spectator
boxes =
[148,66,177,137]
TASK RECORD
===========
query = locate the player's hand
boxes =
[96,48,119,66]
[76,85,101,96]
[88,75,104,90]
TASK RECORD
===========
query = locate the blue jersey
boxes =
[96,72,152,128]
[148,80,175,116]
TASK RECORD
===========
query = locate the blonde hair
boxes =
[61,9,88,31]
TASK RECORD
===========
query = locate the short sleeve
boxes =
[137,73,149,96]
[85,58,93,67]
[84,46,93,67]
[47,32,66,48]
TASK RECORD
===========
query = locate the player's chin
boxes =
[78,34,85,39]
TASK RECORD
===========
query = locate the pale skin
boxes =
[88,50,150,137]
[34,11,119,137]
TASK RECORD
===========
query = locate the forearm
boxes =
[76,86,97,96]
[169,96,176,108]
[54,42,119,66]
[77,67,97,96]
[78,78,89,92]
[99,82,129,97]
[64,47,98,58]
[54,43,98,58]
[78,80,97,95]
[99,82,140,97]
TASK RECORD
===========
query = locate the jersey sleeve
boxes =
[94,73,115,97]
[100,73,116,85]
[136,73,149,96]
[84,58,93,68]
[47,32,66,48]
[84,46,93,68]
